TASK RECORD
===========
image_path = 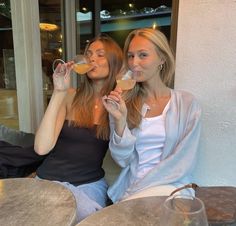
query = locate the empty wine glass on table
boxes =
[159,195,208,226]
[103,69,136,109]
[52,54,93,75]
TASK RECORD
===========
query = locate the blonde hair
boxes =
[123,28,175,128]
[70,34,123,140]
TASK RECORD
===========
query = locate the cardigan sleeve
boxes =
[108,115,136,168]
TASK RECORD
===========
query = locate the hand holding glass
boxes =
[159,195,208,226]
[104,70,136,109]
[52,54,93,75]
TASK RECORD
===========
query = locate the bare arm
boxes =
[34,90,67,155]
[34,62,73,155]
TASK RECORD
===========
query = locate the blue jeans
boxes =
[36,176,108,223]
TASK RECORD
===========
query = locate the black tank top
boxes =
[36,121,109,186]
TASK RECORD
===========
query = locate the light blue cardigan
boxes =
[107,89,202,203]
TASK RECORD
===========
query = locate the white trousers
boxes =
[122,185,178,201]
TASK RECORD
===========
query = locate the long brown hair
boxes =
[70,34,123,140]
[123,28,175,129]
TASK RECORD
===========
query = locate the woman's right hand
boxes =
[53,62,73,91]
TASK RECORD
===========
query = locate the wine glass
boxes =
[52,54,93,75]
[159,195,208,226]
[115,70,136,91]
[103,70,136,109]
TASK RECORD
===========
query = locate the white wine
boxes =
[73,63,92,74]
[116,79,136,90]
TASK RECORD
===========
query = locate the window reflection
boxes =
[77,0,172,50]
[0,0,19,129]
[76,0,94,53]
[39,0,63,106]
[100,0,172,47]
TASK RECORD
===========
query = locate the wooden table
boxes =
[0,178,77,226]
[77,196,167,226]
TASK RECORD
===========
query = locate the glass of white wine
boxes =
[52,54,93,75]
[103,70,136,109]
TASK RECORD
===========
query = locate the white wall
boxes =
[175,0,236,186]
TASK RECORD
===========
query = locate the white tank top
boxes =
[134,101,170,181]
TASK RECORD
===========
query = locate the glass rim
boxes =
[52,58,66,72]
[163,194,206,215]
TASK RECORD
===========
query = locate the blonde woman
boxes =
[34,34,123,221]
[103,28,201,203]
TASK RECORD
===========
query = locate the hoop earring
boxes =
[158,64,163,71]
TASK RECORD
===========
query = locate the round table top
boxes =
[77,196,167,226]
[0,178,77,226]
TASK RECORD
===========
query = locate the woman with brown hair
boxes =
[34,34,123,221]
